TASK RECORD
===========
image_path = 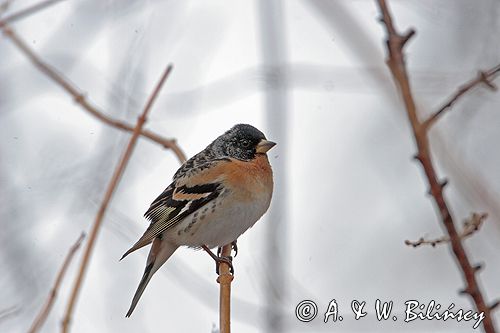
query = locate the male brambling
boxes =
[121,124,275,317]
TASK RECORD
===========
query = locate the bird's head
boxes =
[212,124,276,161]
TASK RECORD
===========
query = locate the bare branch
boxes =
[1,27,186,163]
[61,65,173,333]
[217,244,234,333]
[0,305,21,323]
[491,300,500,311]
[27,233,85,333]
[423,65,500,130]
[375,1,497,332]
[405,213,487,247]
[0,0,14,17]
[0,0,67,27]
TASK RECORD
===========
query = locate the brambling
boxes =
[121,124,275,317]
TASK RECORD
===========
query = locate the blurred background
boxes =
[1,0,500,332]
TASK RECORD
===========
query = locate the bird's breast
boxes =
[225,154,273,202]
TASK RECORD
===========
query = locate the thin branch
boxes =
[1,27,186,163]
[422,64,500,130]
[375,1,497,332]
[0,0,67,27]
[61,64,173,333]
[0,0,14,17]
[405,213,487,248]
[0,305,21,323]
[27,233,85,333]
[217,244,234,333]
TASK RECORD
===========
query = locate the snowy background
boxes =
[1,0,500,332]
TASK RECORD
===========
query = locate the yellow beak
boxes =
[256,139,276,153]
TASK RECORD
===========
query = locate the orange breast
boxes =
[225,154,273,201]
[180,155,274,202]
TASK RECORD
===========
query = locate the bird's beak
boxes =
[256,139,276,153]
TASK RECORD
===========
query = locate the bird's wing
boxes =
[121,159,228,259]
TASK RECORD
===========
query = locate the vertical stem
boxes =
[217,244,234,333]
[256,1,288,331]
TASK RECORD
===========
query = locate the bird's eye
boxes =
[241,140,250,148]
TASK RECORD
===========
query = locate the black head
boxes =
[210,124,276,161]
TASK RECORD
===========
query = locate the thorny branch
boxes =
[27,233,85,333]
[405,213,487,248]
[61,65,173,333]
[375,1,498,332]
[1,26,186,163]
[423,64,500,130]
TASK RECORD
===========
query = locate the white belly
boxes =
[166,187,272,248]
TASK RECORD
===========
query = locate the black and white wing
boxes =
[121,161,226,259]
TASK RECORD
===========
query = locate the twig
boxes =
[405,213,487,247]
[0,0,14,17]
[27,233,85,333]
[61,64,173,333]
[1,27,186,163]
[375,1,497,332]
[422,64,500,130]
[0,0,67,27]
[217,244,234,333]
[0,305,21,323]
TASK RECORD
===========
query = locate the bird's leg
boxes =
[217,241,238,258]
[202,245,234,274]
[217,240,237,257]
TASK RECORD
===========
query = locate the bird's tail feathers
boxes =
[125,238,178,317]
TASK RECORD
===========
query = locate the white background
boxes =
[1,0,500,332]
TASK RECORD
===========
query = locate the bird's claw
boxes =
[203,245,234,275]
[231,240,238,257]
[215,255,234,275]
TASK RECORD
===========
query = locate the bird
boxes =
[121,123,275,317]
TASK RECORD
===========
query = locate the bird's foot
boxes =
[202,245,234,275]
[215,255,233,275]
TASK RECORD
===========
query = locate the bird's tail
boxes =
[125,238,178,317]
